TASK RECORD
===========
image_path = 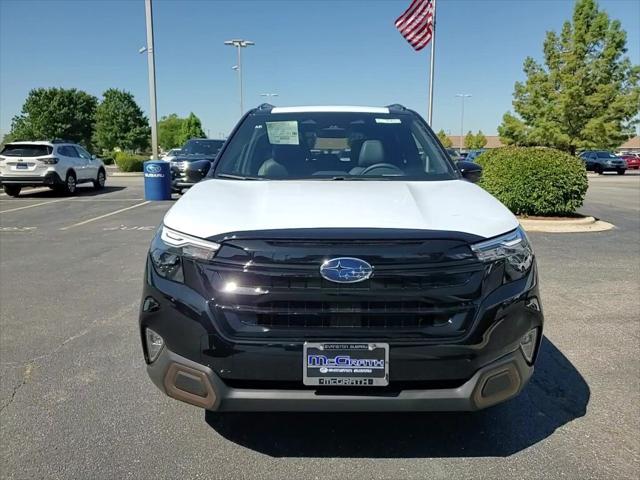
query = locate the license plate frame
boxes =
[15,163,28,170]
[303,342,389,387]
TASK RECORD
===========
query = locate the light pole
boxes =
[141,0,159,160]
[455,94,471,153]
[224,39,254,117]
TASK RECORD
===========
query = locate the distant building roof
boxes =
[618,136,640,150]
[447,135,504,149]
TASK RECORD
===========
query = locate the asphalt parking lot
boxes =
[1,172,639,479]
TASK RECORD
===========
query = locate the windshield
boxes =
[182,140,223,156]
[595,151,617,158]
[1,144,52,157]
[213,111,457,180]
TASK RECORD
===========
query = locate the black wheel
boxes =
[616,169,626,175]
[3,185,21,197]
[595,165,603,175]
[63,171,77,195]
[93,168,106,189]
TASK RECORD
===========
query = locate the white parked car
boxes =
[0,140,106,197]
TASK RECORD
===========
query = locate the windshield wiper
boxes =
[216,173,261,180]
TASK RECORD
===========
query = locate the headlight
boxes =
[471,226,533,280]
[150,225,220,282]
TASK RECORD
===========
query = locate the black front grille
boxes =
[189,235,488,340]
[222,300,471,331]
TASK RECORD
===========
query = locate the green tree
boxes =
[464,131,475,150]
[436,129,453,148]
[498,0,640,154]
[94,89,150,152]
[474,130,487,149]
[158,114,185,150]
[177,112,206,145]
[9,88,98,147]
[464,130,488,150]
[498,112,532,146]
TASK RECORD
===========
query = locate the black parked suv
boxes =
[170,138,224,192]
[579,150,626,174]
[140,104,543,412]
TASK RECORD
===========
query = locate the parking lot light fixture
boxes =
[224,39,255,117]
[143,0,159,160]
[455,93,471,153]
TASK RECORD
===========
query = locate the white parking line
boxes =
[0,198,146,202]
[59,201,151,230]
[0,198,75,214]
[0,187,50,197]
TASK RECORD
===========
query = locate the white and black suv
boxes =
[140,104,543,413]
[0,140,106,197]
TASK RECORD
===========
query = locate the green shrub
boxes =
[114,151,146,172]
[100,153,114,165]
[477,147,588,216]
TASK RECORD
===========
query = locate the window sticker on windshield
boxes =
[375,118,402,124]
[266,121,299,145]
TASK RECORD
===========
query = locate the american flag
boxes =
[395,0,435,51]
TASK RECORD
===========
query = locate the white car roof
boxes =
[7,140,56,146]
[270,106,391,114]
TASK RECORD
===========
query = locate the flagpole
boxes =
[427,0,436,125]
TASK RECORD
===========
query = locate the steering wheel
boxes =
[360,163,404,176]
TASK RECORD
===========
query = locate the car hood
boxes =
[173,154,215,162]
[163,179,518,240]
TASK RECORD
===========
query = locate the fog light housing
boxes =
[145,328,164,363]
[520,328,538,364]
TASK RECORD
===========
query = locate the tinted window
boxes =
[214,111,456,181]
[595,151,617,158]
[58,146,79,157]
[74,146,92,159]
[182,140,224,156]
[1,144,52,157]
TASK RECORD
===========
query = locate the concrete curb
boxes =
[519,216,615,233]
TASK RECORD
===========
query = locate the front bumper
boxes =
[140,252,543,411]
[0,171,64,187]
[148,344,533,412]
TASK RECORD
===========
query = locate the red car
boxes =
[621,154,640,169]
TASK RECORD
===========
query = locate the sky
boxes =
[1,0,639,140]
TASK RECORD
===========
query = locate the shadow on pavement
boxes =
[9,185,126,198]
[205,337,589,458]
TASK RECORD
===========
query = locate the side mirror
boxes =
[457,160,483,183]
[91,154,97,160]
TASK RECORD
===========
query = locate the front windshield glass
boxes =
[182,140,223,156]
[595,151,617,158]
[213,111,457,180]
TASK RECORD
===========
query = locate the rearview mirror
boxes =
[457,160,483,183]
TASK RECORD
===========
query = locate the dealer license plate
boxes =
[303,342,389,387]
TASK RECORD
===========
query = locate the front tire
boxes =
[3,185,21,197]
[616,169,626,175]
[62,171,77,195]
[595,165,603,175]
[93,169,106,189]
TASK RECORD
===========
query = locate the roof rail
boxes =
[51,138,73,144]
[257,103,274,111]
[386,104,407,112]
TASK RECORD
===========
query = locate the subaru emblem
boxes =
[146,163,161,174]
[320,257,373,284]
